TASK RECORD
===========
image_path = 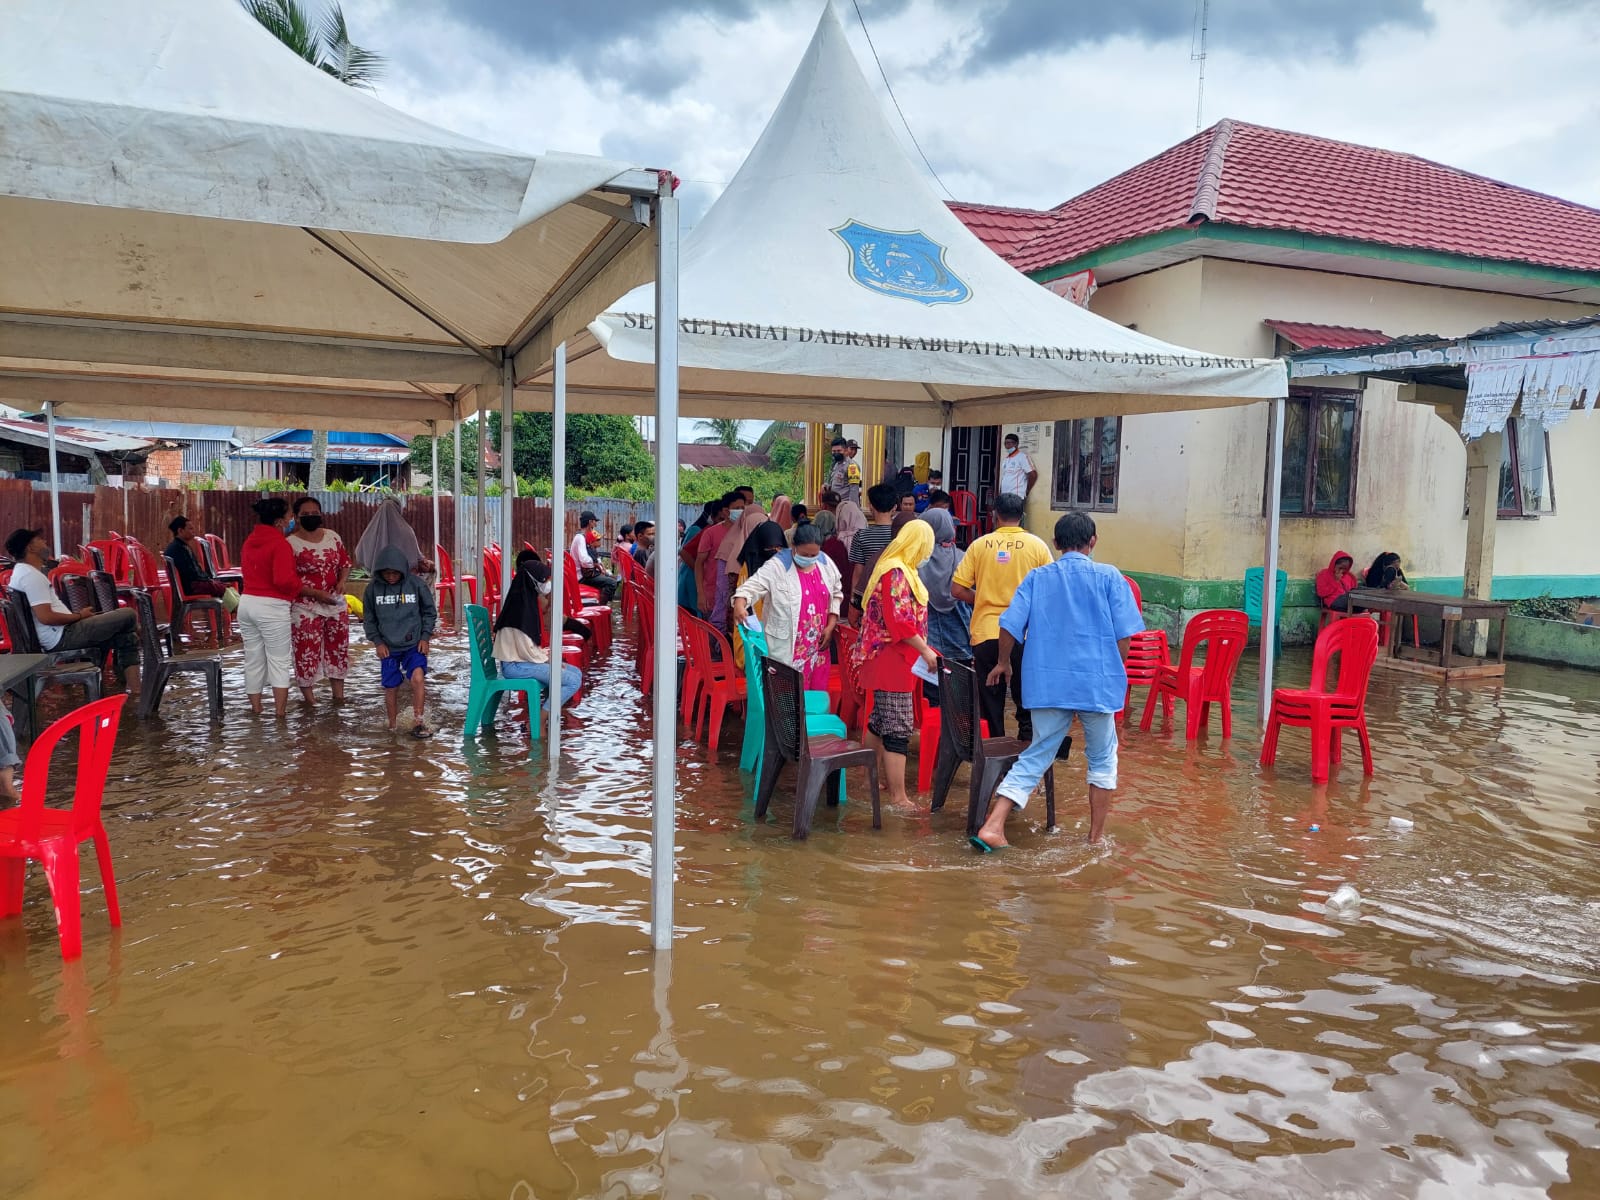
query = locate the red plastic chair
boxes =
[1124,574,1143,611]
[949,489,980,544]
[86,538,132,586]
[435,544,478,612]
[633,580,657,695]
[678,605,707,727]
[203,533,236,572]
[480,547,502,620]
[0,694,128,960]
[562,553,613,654]
[685,616,746,756]
[1120,630,1169,723]
[1261,617,1380,782]
[613,551,641,625]
[1140,609,1250,739]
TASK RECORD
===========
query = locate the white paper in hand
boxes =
[911,657,938,685]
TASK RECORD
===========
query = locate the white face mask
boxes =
[792,553,820,569]
[728,509,744,523]
[538,580,552,596]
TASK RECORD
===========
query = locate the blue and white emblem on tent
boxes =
[832,221,970,306]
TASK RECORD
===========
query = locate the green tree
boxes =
[692,418,750,449]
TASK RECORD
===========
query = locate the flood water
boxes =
[2,615,1599,1199]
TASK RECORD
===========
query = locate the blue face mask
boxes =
[792,553,821,569]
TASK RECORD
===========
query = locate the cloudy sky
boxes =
[341,0,1600,228]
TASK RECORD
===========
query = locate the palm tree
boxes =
[242,1,385,488]
[240,0,385,87]
[693,418,750,450]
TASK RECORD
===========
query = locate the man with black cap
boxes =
[568,510,618,604]
[6,527,140,696]
[827,437,858,507]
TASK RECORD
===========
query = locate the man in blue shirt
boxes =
[973,512,1143,850]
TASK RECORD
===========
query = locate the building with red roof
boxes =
[941,120,1600,633]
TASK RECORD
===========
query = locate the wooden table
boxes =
[1348,588,1509,680]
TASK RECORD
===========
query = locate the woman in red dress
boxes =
[850,521,937,807]
[287,496,353,705]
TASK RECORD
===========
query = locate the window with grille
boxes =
[1272,388,1360,517]
[1052,417,1121,511]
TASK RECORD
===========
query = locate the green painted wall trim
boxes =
[1126,571,1598,609]
[1029,223,1600,292]
[1505,616,1600,670]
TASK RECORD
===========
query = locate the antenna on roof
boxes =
[1190,0,1209,132]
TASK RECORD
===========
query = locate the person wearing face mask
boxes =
[493,550,582,726]
[849,520,938,808]
[827,437,858,507]
[972,512,1144,851]
[694,493,742,625]
[715,501,769,629]
[732,522,841,692]
[239,498,300,718]
[286,495,352,706]
[998,431,1038,512]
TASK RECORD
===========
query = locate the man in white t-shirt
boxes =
[6,527,141,695]
[569,511,618,603]
[998,431,1038,507]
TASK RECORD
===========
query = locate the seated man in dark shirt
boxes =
[165,516,229,598]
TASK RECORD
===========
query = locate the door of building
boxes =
[950,425,1000,511]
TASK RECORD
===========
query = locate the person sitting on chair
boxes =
[6,527,140,698]
[165,516,230,599]
[1364,551,1409,591]
[1315,550,1360,612]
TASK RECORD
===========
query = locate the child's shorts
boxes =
[380,648,428,690]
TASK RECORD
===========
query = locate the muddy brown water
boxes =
[1,619,1598,1199]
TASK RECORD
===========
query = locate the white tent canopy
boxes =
[0,0,664,433]
[516,4,1284,423]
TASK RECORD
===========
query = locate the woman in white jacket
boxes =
[731,522,841,690]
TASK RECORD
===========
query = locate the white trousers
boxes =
[238,594,292,694]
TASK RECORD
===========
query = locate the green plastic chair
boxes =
[464,603,543,742]
[738,625,846,786]
[1244,568,1288,656]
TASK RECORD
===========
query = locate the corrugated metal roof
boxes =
[0,417,157,454]
[231,440,411,465]
[42,417,242,443]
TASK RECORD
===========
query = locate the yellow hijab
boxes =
[862,520,933,608]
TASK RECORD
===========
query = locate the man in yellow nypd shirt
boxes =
[950,492,1053,741]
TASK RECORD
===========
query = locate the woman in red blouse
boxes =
[850,521,937,807]
[239,497,300,718]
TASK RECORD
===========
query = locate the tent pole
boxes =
[651,180,681,954]
[429,420,441,580]
[1259,395,1285,729]
[501,359,516,597]
[452,398,464,626]
[476,396,488,592]
[940,405,953,478]
[549,341,566,776]
[44,401,62,557]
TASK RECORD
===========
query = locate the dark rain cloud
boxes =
[416,0,1431,95]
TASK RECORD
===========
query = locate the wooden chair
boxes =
[753,658,880,840]
[131,589,223,721]
[1140,609,1250,739]
[930,657,1055,835]
[1261,617,1380,782]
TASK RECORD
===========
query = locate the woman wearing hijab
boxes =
[740,520,789,578]
[493,550,582,725]
[834,499,866,556]
[850,521,937,807]
[732,522,841,691]
[811,510,850,590]
[715,503,768,627]
[917,508,972,686]
[769,495,794,532]
[678,498,724,615]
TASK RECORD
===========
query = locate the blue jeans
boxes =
[995,708,1118,810]
[500,660,582,708]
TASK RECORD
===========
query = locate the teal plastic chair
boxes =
[464,603,543,742]
[1244,568,1288,655]
[738,626,846,786]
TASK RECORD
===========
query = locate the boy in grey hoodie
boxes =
[363,547,438,737]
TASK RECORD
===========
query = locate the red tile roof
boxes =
[954,120,1600,277]
[1264,320,1388,351]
